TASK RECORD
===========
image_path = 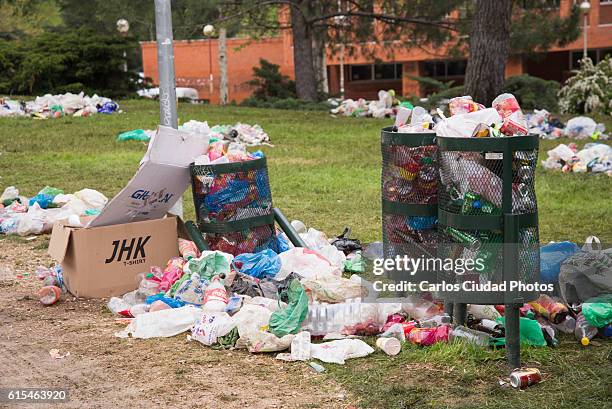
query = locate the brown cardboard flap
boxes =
[48,223,73,262]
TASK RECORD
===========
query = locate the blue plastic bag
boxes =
[98,101,119,114]
[145,293,185,308]
[232,249,281,279]
[29,194,54,209]
[540,241,580,284]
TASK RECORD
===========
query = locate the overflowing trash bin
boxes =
[381,127,438,286]
[190,156,281,256]
[436,134,541,367]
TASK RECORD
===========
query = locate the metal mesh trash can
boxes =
[190,157,280,256]
[381,127,438,286]
[436,134,540,367]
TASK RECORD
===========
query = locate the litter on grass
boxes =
[0,92,119,118]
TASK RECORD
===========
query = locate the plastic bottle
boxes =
[128,303,150,317]
[403,296,441,320]
[303,300,365,336]
[203,275,228,312]
[574,312,597,346]
[467,304,501,321]
[418,314,451,327]
[449,325,491,347]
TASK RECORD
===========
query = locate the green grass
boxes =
[0,100,611,408]
[0,99,610,242]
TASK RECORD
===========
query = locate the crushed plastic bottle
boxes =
[574,312,597,346]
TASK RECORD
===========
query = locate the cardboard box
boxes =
[49,217,180,298]
[88,126,209,228]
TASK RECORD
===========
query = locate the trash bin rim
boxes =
[436,134,539,151]
[381,127,436,147]
[190,156,267,175]
[197,213,275,233]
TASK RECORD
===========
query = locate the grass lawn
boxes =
[0,99,610,408]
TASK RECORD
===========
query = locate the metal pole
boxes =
[154,0,178,129]
[583,13,588,59]
[154,0,182,218]
[209,37,214,96]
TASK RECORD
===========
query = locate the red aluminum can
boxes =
[510,368,542,389]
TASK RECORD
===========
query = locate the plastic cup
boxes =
[376,337,402,356]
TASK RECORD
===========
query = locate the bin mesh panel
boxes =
[438,149,538,215]
[382,144,438,204]
[382,213,437,259]
[192,166,273,223]
[437,226,539,286]
[191,162,278,256]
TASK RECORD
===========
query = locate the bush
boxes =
[247,59,296,100]
[0,28,138,97]
[558,56,612,115]
[502,74,560,111]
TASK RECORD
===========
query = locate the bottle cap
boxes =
[581,337,589,346]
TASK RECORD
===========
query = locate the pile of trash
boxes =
[0,92,119,119]
[34,232,611,373]
[391,93,533,138]
[0,186,107,235]
[525,111,608,140]
[541,143,612,175]
[329,90,399,118]
[118,121,271,147]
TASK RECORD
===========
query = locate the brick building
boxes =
[141,0,612,104]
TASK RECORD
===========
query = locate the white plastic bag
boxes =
[301,274,366,303]
[276,248,341,281]
[564,116,599,139]
[75,188,108,209]
[191,311,235,346]
[310,339,374,364]
[115,305,201,339]
[0,186,19,202]
[434,108,502,138]
[17,203,45,236]
[243,296,286,312]
[245,331,294,353]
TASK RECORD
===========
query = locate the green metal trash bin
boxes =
[381,127,438,288]
[190,157,280,256]
[436,134,540,368]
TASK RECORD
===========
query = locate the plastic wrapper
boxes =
[407,324,450,346]
[232,249,281,279]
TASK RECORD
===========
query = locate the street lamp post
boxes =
[116,18,130,72]
[203,24,215,97]
[580,1,591,59]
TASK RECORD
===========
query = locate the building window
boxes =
[521,0,560,8]
[349,65,372,81]
[422,59,467,79]
[349,63,402,81]
[570,49,610,69]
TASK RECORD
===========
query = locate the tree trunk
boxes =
[312,26,328,95]
[290,2,318,101]
[218,27,228,105]
[464,0,513,105]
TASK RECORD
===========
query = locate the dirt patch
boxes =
[0,237,350,408]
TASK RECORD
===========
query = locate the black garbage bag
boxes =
[331,227,363,255]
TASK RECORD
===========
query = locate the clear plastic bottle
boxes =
[418,314,452,327]
[574,312,597,346]
[203,275,228,312]
[449,325,491,347]
[303,300,364,336]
